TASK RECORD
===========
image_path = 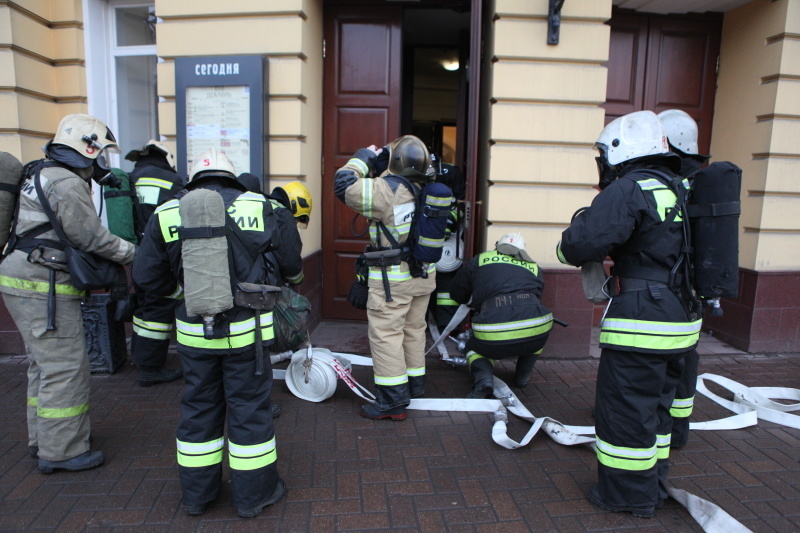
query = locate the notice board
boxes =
[175,55,268,187]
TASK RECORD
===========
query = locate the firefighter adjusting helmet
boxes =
[125,139,177,170]
[657,109,701,156]
[387,135,435,182]
[189,148,237,184]
[46,114,119,169]
[281,180,313,229]
[496,232,534,263]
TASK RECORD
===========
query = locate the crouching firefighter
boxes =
[334,135,440,421]
[449,233,553,398]
[133,148,298,518]
[557,110,702,518]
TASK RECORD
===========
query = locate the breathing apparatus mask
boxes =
[594,144,618,190]
[83,134,123,189]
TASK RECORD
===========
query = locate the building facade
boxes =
[1,0,798,356]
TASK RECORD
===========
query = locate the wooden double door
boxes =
[604,9,722,154]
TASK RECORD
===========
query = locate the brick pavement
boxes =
[1,324,799,532]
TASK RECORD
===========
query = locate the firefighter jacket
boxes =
[0,161,136,300]
[557,163,702,354]
[449,250,553,345]
[265,191,303,285]
[132,180,303,354]
[129,155,185,236]
[334,148,436,287]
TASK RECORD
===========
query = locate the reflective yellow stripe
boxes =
[656,434,671,459]
[595,437,657,471]
[176,438,224,468]
[407,366,425,377]
[361,179,373,219]
[0,275,86,296]
[37,402,89,419]
[136,177,173,189]
[478,250,539,275]
[27,397,38,407]
[228,438,277,471]
[176,313,274,349]
[286,272,304,284]
[133,323,172,340]
[436,293,459,306]
[367,263,436,282]
[466,351,495,366]
[472,315,553,342]
[670,396,694,418]
[374,374,408,386]
[600,318,702,351]
[167,283,184,300]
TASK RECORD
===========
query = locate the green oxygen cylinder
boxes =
[0,152,24,253]
[179,189,233,337]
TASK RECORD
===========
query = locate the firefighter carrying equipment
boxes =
[178,189,234,335]
[0,151,23,254]
[686,161,742,312]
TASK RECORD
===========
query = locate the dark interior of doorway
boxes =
[400,4,470,169]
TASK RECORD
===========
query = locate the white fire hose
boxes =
[273,343,800,533]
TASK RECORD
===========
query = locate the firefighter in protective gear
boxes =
[126,140,185,387]
[0,114,136,473]
[264,180,311,285]
[657,109,708,450]
[334,135,436,421]
[449,233,553,398]
[557,110,700,518]
[133,148,299,517]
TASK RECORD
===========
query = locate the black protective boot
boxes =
[137,366,183,387]
[237,478,287,518]
[360,383,409,420]
[467,358,494,399]
[514,354,539,388]
[587,486,654,518]
[409,375,425,399]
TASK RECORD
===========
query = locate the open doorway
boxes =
[321,0,478,320]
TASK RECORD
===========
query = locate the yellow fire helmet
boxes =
[282,180,313,229]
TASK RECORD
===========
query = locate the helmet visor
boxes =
[95,145,120,170]
[296,214,309,229]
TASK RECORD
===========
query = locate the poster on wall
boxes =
[175,55,268,186]
[185,85,251,174]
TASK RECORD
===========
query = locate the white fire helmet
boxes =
[657,109,700,156]
[50,113,119,164]
[189,148,236,183]
[496,232,534,263]
[126,140,177,170]
[595,110,670,166]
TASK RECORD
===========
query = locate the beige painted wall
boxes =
[155,0,323,255]
[483,0,611,268]
[711,0,800,271]
[0,0,87,162]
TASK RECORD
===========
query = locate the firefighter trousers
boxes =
[131,288,179,369]
[175,346,280,509]
[4,294,91,461]
[671,348,699,448]
[366,276,434,410]
[594,348,686,511]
